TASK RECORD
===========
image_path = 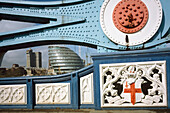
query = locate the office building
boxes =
[26,49,42,68]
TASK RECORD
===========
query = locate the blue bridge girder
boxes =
[0,0,169,53]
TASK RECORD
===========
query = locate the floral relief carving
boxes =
[36,83,70,104]
[0,85,26,104]
[100,61,167,107]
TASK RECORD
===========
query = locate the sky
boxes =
[0,0,97,68]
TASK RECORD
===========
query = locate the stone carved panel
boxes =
[80,73,94,104]
[36,83,70,104]
[100,61,167,107]
[0,84,27,104]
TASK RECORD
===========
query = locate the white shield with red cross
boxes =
[100,61,167,107]
[121,79,144,105]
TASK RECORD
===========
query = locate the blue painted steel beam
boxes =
[0,0,93,6]
[0,12,57,24]
[27,79,34,109]
[0,0,169,53]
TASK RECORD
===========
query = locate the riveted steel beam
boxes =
[0,0,169,52]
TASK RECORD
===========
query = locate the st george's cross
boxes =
[124,82,142,105]
[121,66,144,105]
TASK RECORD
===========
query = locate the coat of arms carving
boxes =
[100,61,167,107]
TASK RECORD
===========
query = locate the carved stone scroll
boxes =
[100,61,167,107]
[36,83,70,104]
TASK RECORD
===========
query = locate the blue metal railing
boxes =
[0,64,94,109]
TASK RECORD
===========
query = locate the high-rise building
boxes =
[48,46,84,74]
[26,49,42,68]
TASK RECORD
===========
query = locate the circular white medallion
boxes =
[100,0,162,46]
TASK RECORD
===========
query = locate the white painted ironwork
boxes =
[100,0,162,46]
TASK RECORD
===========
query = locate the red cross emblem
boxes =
[124,82,142,105]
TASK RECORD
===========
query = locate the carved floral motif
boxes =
[100,61,167,107]
[0,85,26,104]
[36,83,70,104]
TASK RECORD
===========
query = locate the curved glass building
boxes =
[48,46,84,74]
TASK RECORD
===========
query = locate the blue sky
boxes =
[0,0,97,68]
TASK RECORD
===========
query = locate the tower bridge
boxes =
[0,0,170,111]
[0,0,169,52]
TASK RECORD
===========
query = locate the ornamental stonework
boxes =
[0,84,27,104]
[36,83,70,104]
[100,61,167,107]
[80,73,94,104]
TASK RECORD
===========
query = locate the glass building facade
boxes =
[48,46,84,74]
